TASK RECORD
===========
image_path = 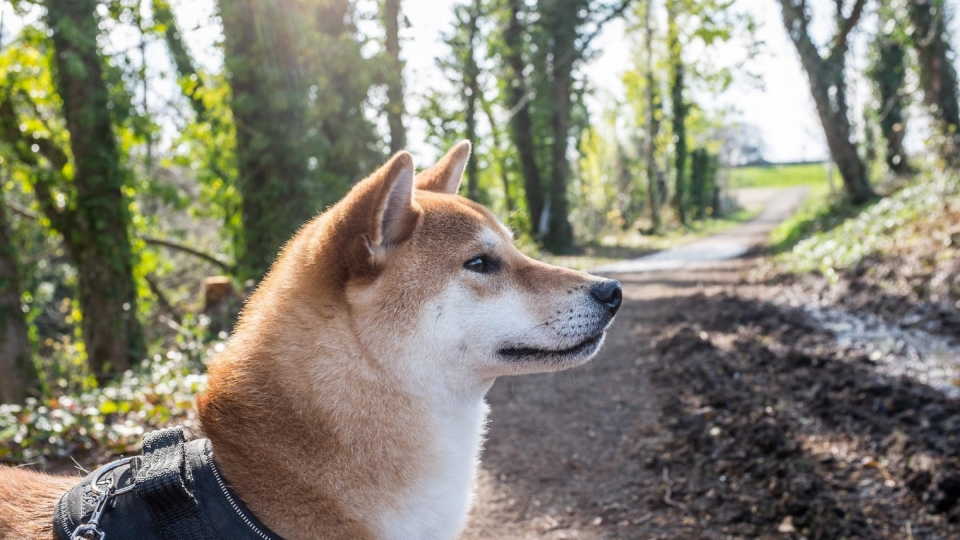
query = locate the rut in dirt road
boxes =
[460,188,959,540]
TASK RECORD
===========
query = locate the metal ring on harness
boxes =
[89,456,138,496]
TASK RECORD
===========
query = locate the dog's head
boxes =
[296,141,620,392]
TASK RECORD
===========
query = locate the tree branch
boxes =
[831,0,866,58]
[140,236,235,272]
[581,0,636,49]
[779,0,824,68]
[4,201,40,220]
[145,273,183,324]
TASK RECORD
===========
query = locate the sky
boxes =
[2,0,956,164]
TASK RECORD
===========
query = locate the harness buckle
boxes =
[70,523,106,540]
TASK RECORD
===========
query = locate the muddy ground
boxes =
[462,232,960,537]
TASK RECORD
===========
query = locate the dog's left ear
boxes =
[370,151,419,248]
[343,151,420,259]
[339,152,421,277]
[415,140,471,195]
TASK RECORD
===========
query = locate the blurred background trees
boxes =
[0,0,958,404]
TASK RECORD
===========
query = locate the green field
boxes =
[729,162,829,188]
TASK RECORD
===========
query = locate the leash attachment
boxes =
[70,456,137,540]
[70,484,113,540]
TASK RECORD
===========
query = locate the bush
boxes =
[0,332,222,464]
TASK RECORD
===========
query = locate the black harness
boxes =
[54,427,283,540]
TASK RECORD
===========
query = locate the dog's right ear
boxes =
[415,140,471,195]
[342,152,421,270]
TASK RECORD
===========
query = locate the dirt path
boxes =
[461,188,960,539]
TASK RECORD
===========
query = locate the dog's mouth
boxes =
[497,332,605,361]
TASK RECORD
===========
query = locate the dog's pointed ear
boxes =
[415,140,471,195]
[345,152,420,259]
[370,151,419,247]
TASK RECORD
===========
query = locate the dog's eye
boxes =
[464,255,500,274]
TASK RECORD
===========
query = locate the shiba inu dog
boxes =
[0,142,621,540]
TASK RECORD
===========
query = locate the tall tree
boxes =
[29,0,145,377]
[501,0,546,234]
[778,0,875,204]
[219,0,312,280]
[501,0,631,251]
[907,0,960,164]
[644,0,661,232]
[869,8,910,174]
[219,0,378,280]
[383,0,406,153]
[666,0,687,225]
[462,0,482,201]
[539,0,580,251]
[0,186,36,404]
[420,0,483,201]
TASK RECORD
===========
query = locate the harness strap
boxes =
[134,427,209,540]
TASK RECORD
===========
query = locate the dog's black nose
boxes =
[590,279,622,316]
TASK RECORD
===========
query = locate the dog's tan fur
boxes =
[0,143,616,539]
[0,468,73,539]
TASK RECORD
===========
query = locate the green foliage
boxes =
[768,184,857,255]
[621,0,758,230]
[0,322,219,463]
[773,172,959,281]
[689,147,718,219]
[164,72,241,254]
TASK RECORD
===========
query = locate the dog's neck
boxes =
[197,295,490,540]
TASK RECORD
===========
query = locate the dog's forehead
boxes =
[416,192,510,244]
[477,225,512,249]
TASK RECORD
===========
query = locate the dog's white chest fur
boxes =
[377,397,489,539]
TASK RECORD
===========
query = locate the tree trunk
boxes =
[690,148,707,219]
[908,0,960,164]
[44,0,144,377]
[464,1,481,201]
[543,5,576,253]
[219,0,314,280]
[0,191,36,404]
[870,25,910,174]
[778,0,874,205]
[644,0,660,232]
[220,0,375,280]
[667,0,687,224]
[503,0,545,235]
[383,0,406,153]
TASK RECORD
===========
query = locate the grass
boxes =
[768,182,861,254]
[727,161,860,257]
[729,162,829,189]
